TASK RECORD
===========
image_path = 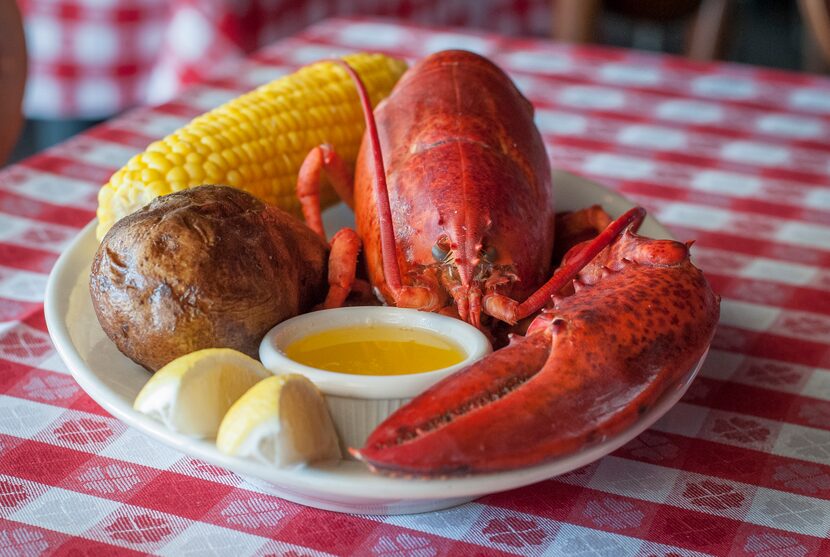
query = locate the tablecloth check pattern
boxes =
[0,15,829,557]
[18,0,551,119]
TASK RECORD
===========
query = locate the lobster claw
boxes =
[353,232,720,475]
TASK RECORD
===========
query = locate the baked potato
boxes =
[90,185,329,371]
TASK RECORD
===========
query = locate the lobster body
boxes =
[355,230,720,474]
[353,50,554,322]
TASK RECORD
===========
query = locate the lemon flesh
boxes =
[217,374,341,468]
[133,348,271,438]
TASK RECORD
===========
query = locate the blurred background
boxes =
[1,0,827,167]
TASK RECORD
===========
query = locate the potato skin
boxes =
[90,185,329,371]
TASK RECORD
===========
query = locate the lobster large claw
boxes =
[353,229,720,475]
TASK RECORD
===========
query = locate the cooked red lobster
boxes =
[297,50,720,475]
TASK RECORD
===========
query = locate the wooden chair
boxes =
[0,0,27,165]
[553,0,733,61]
[799,0,830,71]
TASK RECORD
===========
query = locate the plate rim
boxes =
[44,171,708,509]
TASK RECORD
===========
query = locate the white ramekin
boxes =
[259,307,492,452]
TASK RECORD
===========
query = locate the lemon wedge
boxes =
[133,348,271,438]
[217,374,341,467]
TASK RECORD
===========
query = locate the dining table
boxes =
[18,0,550,119]
[1,15,829,556]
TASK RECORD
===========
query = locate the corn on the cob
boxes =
[96,53,408,240]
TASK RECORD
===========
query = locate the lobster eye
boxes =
[432,238,450,262]
[482,245,498,263]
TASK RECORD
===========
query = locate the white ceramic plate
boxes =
[44,170,708,515]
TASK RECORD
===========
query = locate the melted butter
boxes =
[284,325,466,375]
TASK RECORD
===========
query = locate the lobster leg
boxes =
[321,228,362,309]
[297,144,354,238]
[296,143,364,309]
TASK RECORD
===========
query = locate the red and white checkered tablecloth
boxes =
[18,0,552,119]
[2,15,830,556]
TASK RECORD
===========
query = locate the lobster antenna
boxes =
[515,206,646,320]
[332,59,403,296]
